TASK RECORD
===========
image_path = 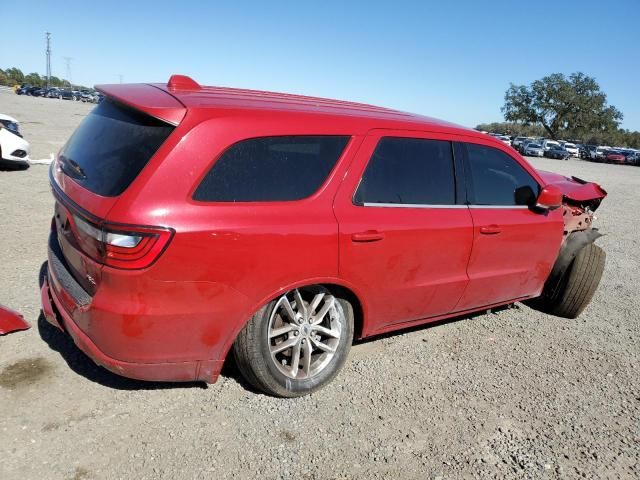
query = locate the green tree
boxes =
[5,67,25,84]
[49,75,63,87]
[24,72,43,86]
[502,73,622,140]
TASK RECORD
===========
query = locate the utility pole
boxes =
[63,57,72,86]
[118,74,123,84]
[45,32,52,89]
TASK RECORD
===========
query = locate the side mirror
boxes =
[536,185,563,211]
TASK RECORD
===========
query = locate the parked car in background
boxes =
[517,138,539,154]
[604,150,626,164]
[625,151,640,165]
[524,142,544,156]
[40,75,608,397]
[542,140,561,151]
[56,89,74,100]
[80,90,95,102]
[0,113,30,168]
[31,87,48,97]
[591,147,610,162]
[545,145,570,160]
[563,143,579,157]
[512,136,529,150]
[21,86,41,96]
[497,135,512,146]
[581,145,596,159]
[15,84,32,95]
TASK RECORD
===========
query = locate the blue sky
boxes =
[1,0,639,130]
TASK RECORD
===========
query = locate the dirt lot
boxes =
[1,91,638,480]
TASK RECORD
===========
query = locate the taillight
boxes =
[70,214,173,269]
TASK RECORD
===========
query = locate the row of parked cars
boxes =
[14,84,104,103]
[486,133,640,166]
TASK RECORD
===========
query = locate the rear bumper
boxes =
[41,274,221,383]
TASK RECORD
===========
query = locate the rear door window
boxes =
[193,136,350,202]
[354,137,456,206]
[58,99,175,197]
[463,143,539,206]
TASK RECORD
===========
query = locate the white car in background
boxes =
[541,139,562,151]
[498,135,512,146]
[0,114,30,167]
[563,142,579,157]
[524,142,544,157]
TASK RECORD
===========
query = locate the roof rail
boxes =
[167,74,201,91]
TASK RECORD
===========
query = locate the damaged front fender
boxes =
[537,170,607,211]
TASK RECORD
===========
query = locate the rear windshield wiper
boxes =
[59,155,87,180]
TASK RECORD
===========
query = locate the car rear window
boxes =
[193,136,350,202]
[58,99,175,197]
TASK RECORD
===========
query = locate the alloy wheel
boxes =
[267,289,342,380]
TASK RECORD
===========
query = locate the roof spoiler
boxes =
[94,83,187,125]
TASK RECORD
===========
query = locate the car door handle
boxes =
[480,225,502,235]
[351,231,385,242]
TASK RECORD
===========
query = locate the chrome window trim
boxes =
[361,202,529,210]
[468,205,529,210]
[362,202,466,209]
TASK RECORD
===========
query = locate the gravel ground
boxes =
[0,91,638,480]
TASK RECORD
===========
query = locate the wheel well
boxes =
[321,283,364,339]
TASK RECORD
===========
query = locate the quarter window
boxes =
[354,137,456,206]
[464,143,539,206]
[193,136,350,202]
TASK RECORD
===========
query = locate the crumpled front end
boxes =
[537,170,607,239]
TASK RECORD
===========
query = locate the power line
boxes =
[45,32,51,89]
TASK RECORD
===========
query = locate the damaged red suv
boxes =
[41,75,607,397]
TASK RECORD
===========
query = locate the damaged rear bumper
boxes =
[40,275,220,383]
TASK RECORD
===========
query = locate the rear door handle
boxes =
[351,231,385,242]
[480,225,502,235]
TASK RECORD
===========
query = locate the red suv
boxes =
[41,75,607,397]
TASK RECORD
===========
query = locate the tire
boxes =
[233,286,354,397]
[537,243,606,319]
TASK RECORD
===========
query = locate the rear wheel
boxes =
[233,286,354,397]
[530,243,605,319]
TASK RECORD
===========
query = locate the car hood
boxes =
[537,170,607,205]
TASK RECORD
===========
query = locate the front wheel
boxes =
[528,243,605,319]
[233,286,354,397]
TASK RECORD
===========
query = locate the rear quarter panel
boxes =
[102,111,365,361]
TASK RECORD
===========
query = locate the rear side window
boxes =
[59,99,174,197]
[464,143,539,206]
[354,137,456,205]
[193,136,350,202]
